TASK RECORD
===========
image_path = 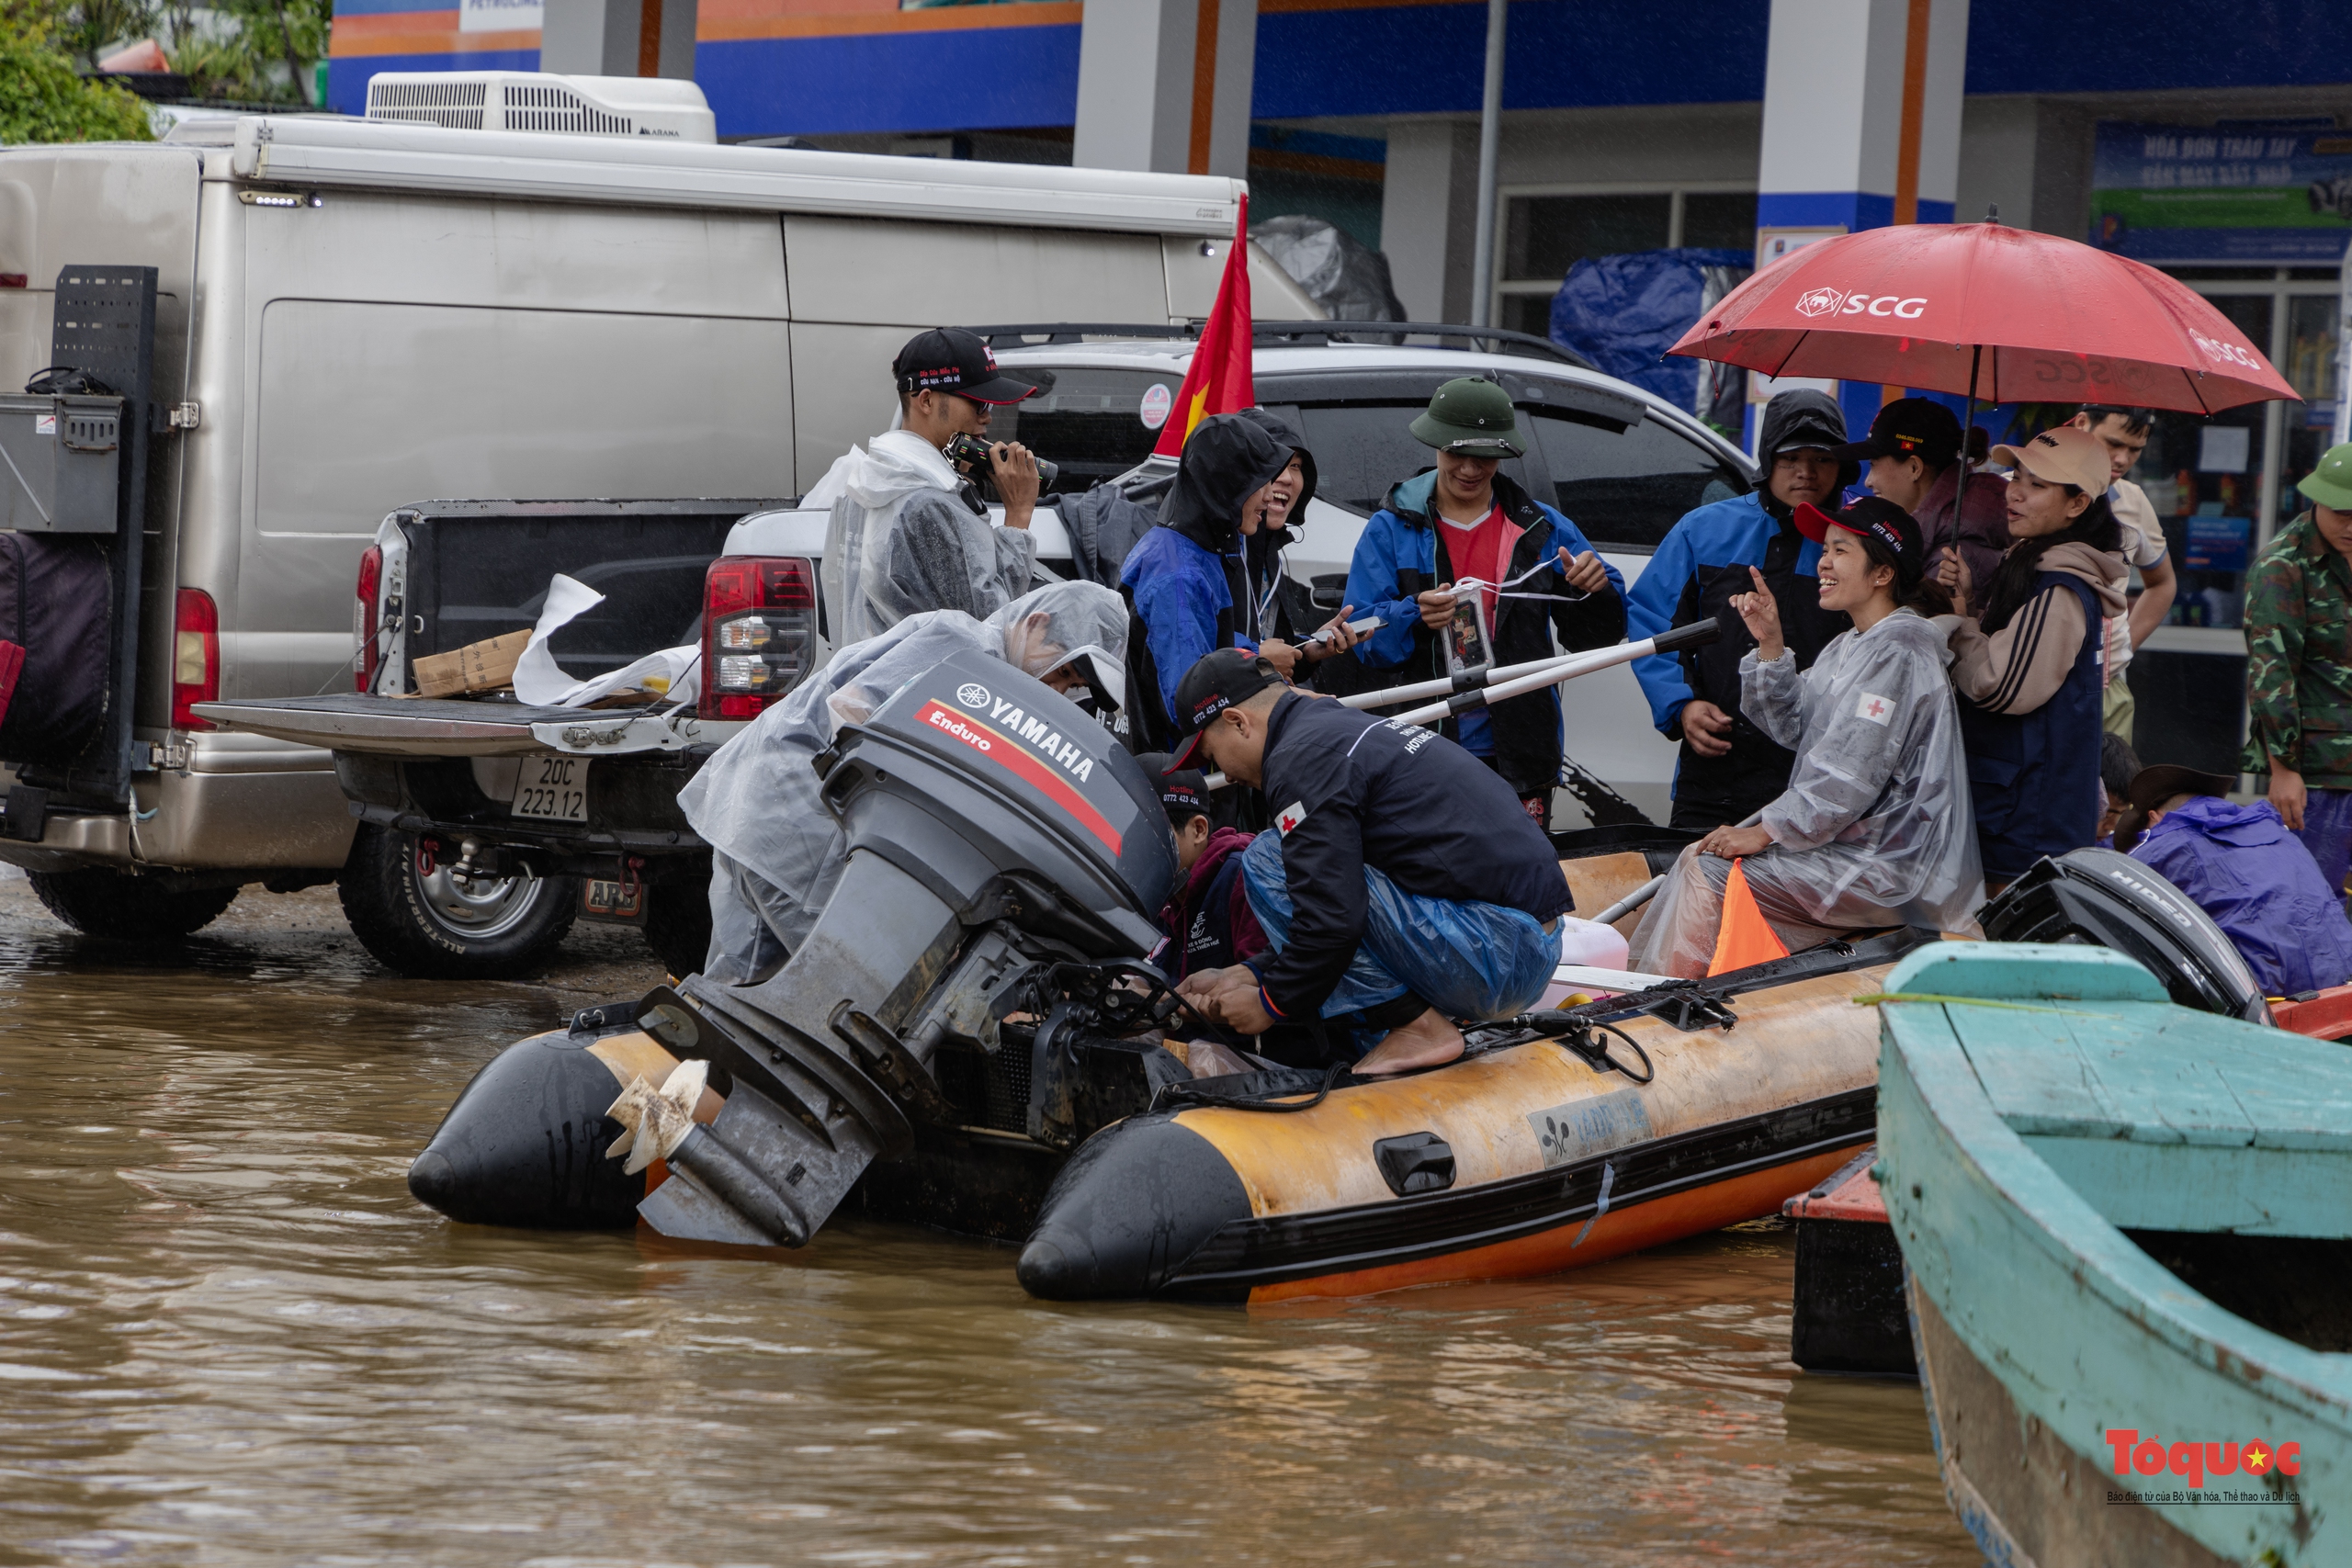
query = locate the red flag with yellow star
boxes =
[1151,193,1254,458]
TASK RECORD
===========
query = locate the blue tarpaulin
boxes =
[1549,247,1752,416]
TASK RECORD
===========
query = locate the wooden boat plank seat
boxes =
[1951,1007,2352,1152]
[1890,947,2352,1239]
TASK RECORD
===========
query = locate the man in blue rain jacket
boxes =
[1624,389,1855,831]
[1342,379,1624,825]
[1121,412,1358,753]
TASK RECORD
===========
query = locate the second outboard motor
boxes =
[1979,848,2272,1025]
[632,648,1178,1247]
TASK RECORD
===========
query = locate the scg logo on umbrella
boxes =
[2188,328,2270,373]
[1793,288,1928,320]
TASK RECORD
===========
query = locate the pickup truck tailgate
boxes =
[197,694,707,758]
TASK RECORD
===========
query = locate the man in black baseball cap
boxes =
[892,326,1047,407]
[1166,648,1572,1076]
[1836,396,2008,592]
[827,327,1048,641]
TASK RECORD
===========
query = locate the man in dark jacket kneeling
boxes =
[1169,649,1570,1075]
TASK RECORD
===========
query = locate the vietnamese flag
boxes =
[1152,193,1255,457]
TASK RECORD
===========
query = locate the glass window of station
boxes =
[1492,187,1759,338]
[2126,274,2341,633]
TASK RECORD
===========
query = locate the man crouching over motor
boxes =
[1167,648,1569,1075]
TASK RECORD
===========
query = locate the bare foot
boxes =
[1352,1008,1464,1076]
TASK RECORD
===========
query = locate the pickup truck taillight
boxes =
[173,588,219,731]
[703,557,817,719]
[354,545,381,694]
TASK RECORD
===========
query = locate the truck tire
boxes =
[27,869,238,940]
[642,878,713,979]
[337,824,577,979]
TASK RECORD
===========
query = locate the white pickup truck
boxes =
[208,330,1754,978]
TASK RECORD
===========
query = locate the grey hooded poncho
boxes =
[1630,607,1984,977]
[679,581,1129,983]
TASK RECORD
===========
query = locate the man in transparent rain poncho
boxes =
[1629,498,1984,978]
[821,328,1048,645]
[679,581,1129,984]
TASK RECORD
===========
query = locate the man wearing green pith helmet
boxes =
[2245,440,2352,907]
[1340,378,1627,829]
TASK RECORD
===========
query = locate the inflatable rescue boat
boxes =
[404,638,1928,1300]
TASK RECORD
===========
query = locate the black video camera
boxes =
[944,432,1058,491]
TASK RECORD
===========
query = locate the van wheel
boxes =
[642,878,712,979]
[337,825,577,979]
[27,869,238,940]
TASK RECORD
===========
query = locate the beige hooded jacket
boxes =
[1938,541,2129,716]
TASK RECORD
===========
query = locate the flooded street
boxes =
[0,881,1977,1566]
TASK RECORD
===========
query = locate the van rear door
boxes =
[0,146,199,419]
[0,147,202,807]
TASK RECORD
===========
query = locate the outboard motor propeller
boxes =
[1979,847,2273,1026]
[626,648,1177,1247]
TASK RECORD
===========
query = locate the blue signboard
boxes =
[2091,122,2352,265]
[2183,515,2252,572]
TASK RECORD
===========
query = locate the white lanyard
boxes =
[1452,552,1592,605]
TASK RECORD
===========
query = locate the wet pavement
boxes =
[0,878,1980,1565]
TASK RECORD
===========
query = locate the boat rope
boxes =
[1555,1019,1655,1085]
[1849,991,2119,1018]
[1150,1060,1347,1115]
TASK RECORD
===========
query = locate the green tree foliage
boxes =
[29,0,157,67]
[6,0,328,105]
[0,17,156,141]
[160,0,329,101]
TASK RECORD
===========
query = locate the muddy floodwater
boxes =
[0,882,1979,1565]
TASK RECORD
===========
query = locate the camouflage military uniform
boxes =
[2244,509,2352,899]
[2244,510,2352,788]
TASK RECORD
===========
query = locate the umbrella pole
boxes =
[1954,343,1983,566]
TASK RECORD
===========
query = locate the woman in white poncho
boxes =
[679,581,1129,984]
[1629,497,1983,978]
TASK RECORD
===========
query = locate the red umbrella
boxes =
[1668,220,2297,413]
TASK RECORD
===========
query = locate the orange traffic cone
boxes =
[1708,857,1789,976]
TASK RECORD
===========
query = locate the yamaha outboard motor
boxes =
[1979,848,2273,1026]
[596,647,1179,1246]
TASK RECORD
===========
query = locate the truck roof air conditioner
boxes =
[363,72,717,143]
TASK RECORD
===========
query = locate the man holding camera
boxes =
[826,327,1047,642]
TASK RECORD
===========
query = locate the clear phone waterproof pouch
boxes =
[1442,592,1494,676]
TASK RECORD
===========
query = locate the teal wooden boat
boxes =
[1876,942,2352,1567]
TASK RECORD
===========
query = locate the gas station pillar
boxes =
[1073,0,1257,179]
[540,0,697,79]
[1755,0,1968,446]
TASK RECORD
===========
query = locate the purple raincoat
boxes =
[2129,795,2352,997]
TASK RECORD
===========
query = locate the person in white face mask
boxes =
[678,581,1128,984]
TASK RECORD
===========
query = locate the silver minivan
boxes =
[0,87,1315,956]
